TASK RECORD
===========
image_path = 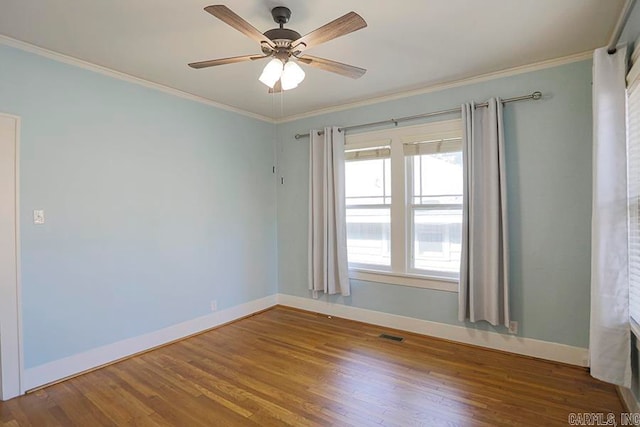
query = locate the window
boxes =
[628,69,640,324]
[406,138,463,276]
[344,120,462,291]
[345,141,391,268]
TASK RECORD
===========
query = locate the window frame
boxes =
[627,69,640,324]
[405,136,463,279]
[344,119,463,292]
[344,138,392,271]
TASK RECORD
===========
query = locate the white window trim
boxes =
[345,119,462,292]
[349,268,458,292]
[628,40,640,325]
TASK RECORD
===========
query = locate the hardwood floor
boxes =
[0,306,625,426]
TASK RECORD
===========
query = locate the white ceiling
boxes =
[0,0,625,120]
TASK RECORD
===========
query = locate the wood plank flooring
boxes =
[0,306,625,426]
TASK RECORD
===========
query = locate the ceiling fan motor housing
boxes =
[263,28,301,43]
[262,6,301,54]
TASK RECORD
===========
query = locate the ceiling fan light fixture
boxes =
[259,58,284,88]
[281,60,305,90]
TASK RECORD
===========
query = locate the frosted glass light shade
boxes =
[281,61,305,90]
[259,59,284,88]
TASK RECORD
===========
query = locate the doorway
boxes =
[0,113,23,400]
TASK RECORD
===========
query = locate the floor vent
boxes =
[379,333,404,342]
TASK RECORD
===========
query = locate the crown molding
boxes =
[275,50,594,124]
[0,35,275,124]
[0,34,593,124]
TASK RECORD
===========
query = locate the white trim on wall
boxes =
[276,51,593,123]
[0,34,591,124]
[276,294,589,367]
[618,327,640,417]
[24,294,277,391]
[0,113,23,401]
[349,269,458,292]
[0,35,273,124]
[24,292,590,393]
[618,386,640,416]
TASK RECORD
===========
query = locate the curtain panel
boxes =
[458,99,510,327]
[590,45,631,387]
[308,126,350,296]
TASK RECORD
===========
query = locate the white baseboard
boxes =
[23,294,278,391]
[618,386,640,419]
[23,292,589,393]
[276,293,589,367]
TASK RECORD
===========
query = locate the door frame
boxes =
[0,113,24,400]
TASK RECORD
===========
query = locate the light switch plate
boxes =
[33,210,45,224]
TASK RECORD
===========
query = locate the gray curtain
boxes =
[308,126,350,296]
[458,99,510,326]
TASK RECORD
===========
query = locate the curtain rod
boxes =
[607,0,636,54]
[294,91,542,140]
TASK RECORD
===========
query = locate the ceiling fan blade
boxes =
[189,54,268,69]
[296,55,366,79]
[293,12,366,52]
[204,5,275,48]
[268,80,283,94]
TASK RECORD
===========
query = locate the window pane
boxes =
[629,82,640,322]
[412,151,462,204]
[412,209,461,274]
[346,208,391,267]
[346,158,391,205]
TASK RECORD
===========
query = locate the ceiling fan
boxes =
[188,5,367,92]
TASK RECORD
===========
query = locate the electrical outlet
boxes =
[508,320,518,335]
[210,300,218,312]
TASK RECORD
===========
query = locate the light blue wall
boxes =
[277,60,593,348]
[620,1,640,47]
[0,45,278,368]
[0,39,594,369]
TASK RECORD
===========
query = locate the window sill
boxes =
[348,268,458,292]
